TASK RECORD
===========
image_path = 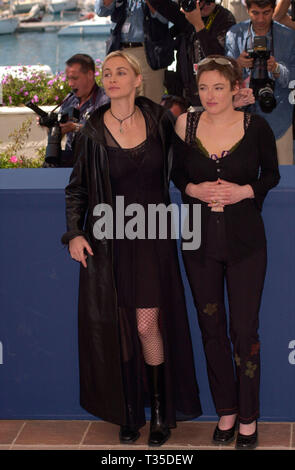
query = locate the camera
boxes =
[247,36,276,113]
[26,96,79,165]
[291,0,295,21]
[179,0,215,13]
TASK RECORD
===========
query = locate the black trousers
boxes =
[183,212,267,424]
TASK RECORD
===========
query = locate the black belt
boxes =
[121,42,143,48]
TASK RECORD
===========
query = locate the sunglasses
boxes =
[193,57,234,74]
[197,57,234,68]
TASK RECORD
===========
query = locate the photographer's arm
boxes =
[181,1,205,32]
[273,0,295,28]
[268,57,290,88]
[186,3,236,56]
[60,121,82,136]
[225,29,241,59]
[225,30,254,70]
[273,0,291,20]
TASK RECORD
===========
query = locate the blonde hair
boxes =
[102,50,144,96]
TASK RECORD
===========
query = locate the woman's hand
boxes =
[185,181,220,203]
[207,179,254,207]
[69,236,94,268]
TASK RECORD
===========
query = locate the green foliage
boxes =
[0,117,44,168]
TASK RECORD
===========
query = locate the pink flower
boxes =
[10,156,18,163]
[24,91,29,96]
[33,95,39,102]
[8,96,12,104]
[55,96,59,101]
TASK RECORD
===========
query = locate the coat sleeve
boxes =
[171,132,191,193]
[225,26,241,59]
[249,116,280,211]
[61,133,89,244]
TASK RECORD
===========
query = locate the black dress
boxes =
[105,113,163,309]
[104,109,202,429]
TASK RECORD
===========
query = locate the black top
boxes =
[104,111,165,309]
[171,111,280,263]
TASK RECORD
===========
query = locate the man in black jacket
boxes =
[149,0,236,106]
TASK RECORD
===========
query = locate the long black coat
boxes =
[61,97,202,424]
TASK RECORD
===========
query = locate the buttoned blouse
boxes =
[171,111,280,263]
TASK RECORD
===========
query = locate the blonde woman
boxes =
[62,51,202,446]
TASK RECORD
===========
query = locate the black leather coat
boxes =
[61,97,175,423]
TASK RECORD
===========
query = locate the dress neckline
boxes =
[103,108,149,150]
[185,110,251,161]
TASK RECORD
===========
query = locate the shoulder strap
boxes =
[185,111,202,144]
[244,112,252,131]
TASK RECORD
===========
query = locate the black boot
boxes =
[119,405,140,444]
[119,425,140,444]
[145,363,171,446]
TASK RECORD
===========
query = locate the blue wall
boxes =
[0,168,294,421]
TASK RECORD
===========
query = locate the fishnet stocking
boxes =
[136,308,164,366]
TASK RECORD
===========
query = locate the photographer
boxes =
[41,54,108,167]
[225,0,295,164]
[273,0,295,29]
[148,0,236,106]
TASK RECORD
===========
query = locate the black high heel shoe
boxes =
[236,421,258,450]
[212,419,237,445]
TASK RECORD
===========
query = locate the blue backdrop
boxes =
[0,167,294,421]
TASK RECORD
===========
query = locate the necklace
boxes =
[110,107,137,133]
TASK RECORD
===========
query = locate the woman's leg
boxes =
[226,248,267,429]
[183,253,238,419]
[136,308,164,365]
[136,308,170,446]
